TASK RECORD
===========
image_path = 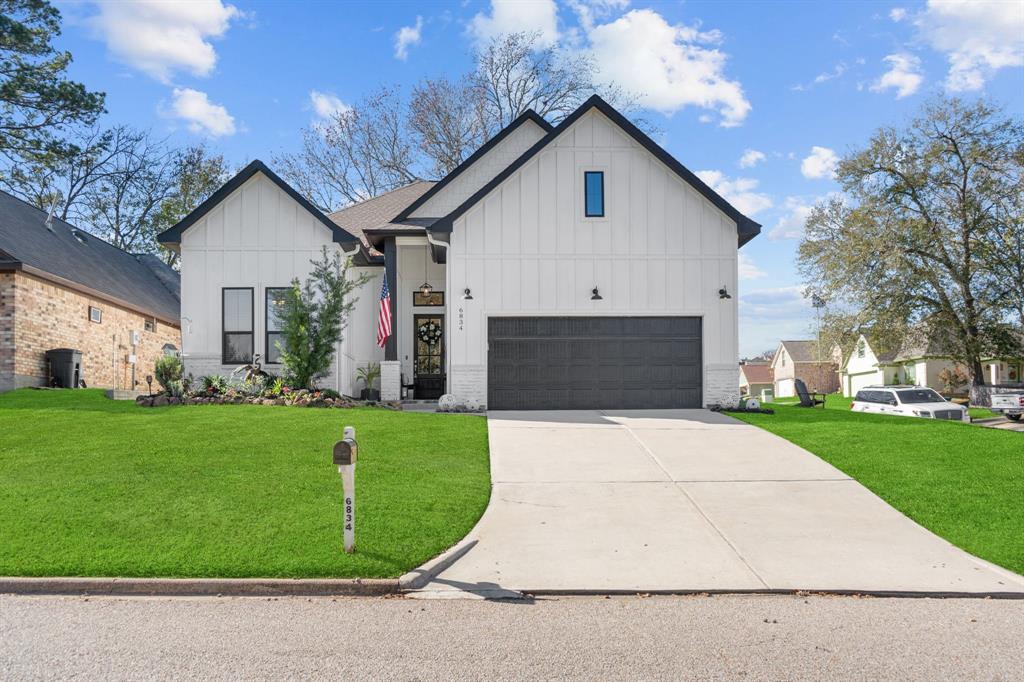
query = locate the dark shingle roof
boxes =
[327,181,436,251]
[0,190,181,323]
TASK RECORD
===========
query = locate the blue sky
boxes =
[53,0,1024,356]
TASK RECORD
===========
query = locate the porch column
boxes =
[383,237,398,361]
[381,237,400,401]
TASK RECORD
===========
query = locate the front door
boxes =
[414,314,445,400]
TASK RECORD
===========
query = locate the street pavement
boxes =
[416,409,1024,597]
[2,593,1023,680]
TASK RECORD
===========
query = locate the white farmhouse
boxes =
[158,96,761,409]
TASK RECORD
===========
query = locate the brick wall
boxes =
[795,363,841,394]
[450,364,487,408]
[2,271,181,391]
[705,364,740,408]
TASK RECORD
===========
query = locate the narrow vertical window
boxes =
[222,288,253,364]
[584,171,604,217]
[265,287,289,364]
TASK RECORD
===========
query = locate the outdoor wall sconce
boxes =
[591,286,603,301]
[718,287,732,299]
[463,287,473,300]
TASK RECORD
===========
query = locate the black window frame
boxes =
[583,170,605,218]
[222,287,254,365]
[144,318,155,333]
[412,290,445,307]
[265,287,289,365]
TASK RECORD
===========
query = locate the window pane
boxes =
[224,289,252,332]
[224,333,252,364]
[266,288,288,333]
[584,171,604,217]
[266,332,283,364]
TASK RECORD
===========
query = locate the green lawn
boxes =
[770,393,994,420]
[0,389,490,579]
[731,400,1024,575]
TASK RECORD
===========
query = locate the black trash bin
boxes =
[46,348,82,388]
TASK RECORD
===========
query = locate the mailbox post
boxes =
[333,426,358,553]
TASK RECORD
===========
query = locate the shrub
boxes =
[154,355,183,392]
[277,247,371,389]
[201,374,228,394]
[356,362,381,390]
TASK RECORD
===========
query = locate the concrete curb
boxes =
[519,588,1024,600]
[399,539,479,591]
[0,576,399,597]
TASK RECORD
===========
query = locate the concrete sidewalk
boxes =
[411,410,1024,598]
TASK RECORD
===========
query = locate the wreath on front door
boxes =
[418,321,443,346]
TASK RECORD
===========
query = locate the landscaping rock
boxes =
[152,396,169,407]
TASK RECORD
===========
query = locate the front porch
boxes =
[374,235,448,402]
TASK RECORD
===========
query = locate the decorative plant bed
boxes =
[135,388,400,410]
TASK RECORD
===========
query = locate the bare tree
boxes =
[82,131,177,253]
[274,87,419,212]
[409,77,488,177]
[470,31,610,131]
[276,32,643,212]
[0,124,143,223]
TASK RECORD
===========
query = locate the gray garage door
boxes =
[487,317,702,410]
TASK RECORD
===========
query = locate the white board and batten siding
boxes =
[178,172,382,395]
[446,110,740,407]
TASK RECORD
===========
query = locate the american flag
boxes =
[376,272,392,348]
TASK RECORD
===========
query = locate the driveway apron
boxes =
[411,410,1024,598]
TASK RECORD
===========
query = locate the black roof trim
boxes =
[392,109,553,222]
[429,95,762,247]
[157,160,359,246]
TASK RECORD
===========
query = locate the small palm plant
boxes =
[356,363,381,401]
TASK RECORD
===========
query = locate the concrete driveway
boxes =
[413,410,1024,598]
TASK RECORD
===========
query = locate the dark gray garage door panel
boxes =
[487,317,702,410]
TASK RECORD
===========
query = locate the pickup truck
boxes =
[990,393,1024,421]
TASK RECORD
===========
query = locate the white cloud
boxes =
[695,170,773,216]
[738,253,766,281]
[566,0,630,32]
[738,149,766,169]
[170,88,236,136]
[739,286,809,321]
[587,9,750,126]
[394,16,423,60]
[468,0,559,47]
[889,7,908,21]
[791,62,847,91]
[768,197,817,240]
[309,91,351,121]
[917,0,1024,91]
[800,146,838,180]
[85,0,240,82]
[870,53,923,98]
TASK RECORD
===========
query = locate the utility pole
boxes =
[811,294,826,362]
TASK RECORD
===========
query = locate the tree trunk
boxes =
[968,358,988,406]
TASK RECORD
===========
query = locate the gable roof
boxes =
[157,160,360,247]
[427,95,762,247]
[0,190,181,323]
[327,181,436,251]
[895,325,959,361]
[778,340,831,363]
[740,363,773,384]
[392,110,552,222]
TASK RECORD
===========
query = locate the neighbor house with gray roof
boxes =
[770,339,841,397]
[0,190,181,393]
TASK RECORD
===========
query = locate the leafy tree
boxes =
[152,144,232,266]
[799,98,1024,400]
[276,247,371,389]
[0,0,104,160]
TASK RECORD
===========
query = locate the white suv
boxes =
[851,386,970,422]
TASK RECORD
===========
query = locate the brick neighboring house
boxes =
[0,191,181,392]
[770,340,841,397]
